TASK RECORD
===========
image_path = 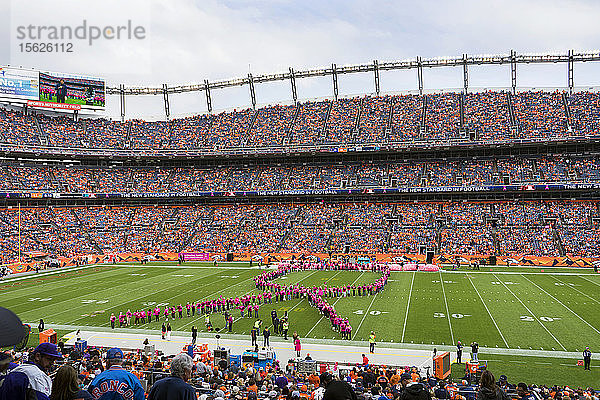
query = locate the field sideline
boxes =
[2,262,600,353]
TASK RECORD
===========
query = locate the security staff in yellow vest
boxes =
[369,331,376,353]
[282,320,289,340]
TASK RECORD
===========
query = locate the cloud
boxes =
[3,0,600,118]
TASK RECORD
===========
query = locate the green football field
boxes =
[2,263,600,352]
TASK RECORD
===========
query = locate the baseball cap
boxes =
[400,373,411,381]
[106,347,124,360]
[34,343,63,359]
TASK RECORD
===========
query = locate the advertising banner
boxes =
[181,252,210,261]
[0,67,39,100]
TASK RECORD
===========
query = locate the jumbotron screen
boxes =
[0,66,105,110]
[39,72,105,109]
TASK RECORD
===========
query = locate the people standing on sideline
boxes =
[271,310,278,327]
[369,331,376,353]
[161,322,166,340]
[191,326,197,345]
[148,353,195,400]
[110,313,116,329]
[583,347,592,370]
[251,327,258,347]
[471,341,479,361]
[166,322,172,341]
[282,319,289,340]
[38,319,45,333]
[457,341,463,364]
[294,336,301,358]
[263,327,270,348]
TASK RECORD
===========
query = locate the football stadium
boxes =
[2,3,600,399]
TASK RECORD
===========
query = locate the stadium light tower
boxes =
[289,67,298,104]
[373,60,380,95]
[417,56,423,95]
[204,79,213,113]
[568,49,574,94]
[510,50,517,94]
[162,84,170,121]
[331,63,339,101]
[248,73,257,110]
[462,54,469,94]
[119,84,126,122]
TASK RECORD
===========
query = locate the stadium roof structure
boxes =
[104,50,600,120]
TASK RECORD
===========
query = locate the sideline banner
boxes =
[5,252,597,275]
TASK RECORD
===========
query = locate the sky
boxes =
[2,0,600,120]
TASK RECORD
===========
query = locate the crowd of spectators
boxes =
[424,93,461,139]
[357,95,391,143]
[290,100,329,145]
[0,200,598,263]
[464,91,511,140]
[1,340,597,400]
[0,155,598,193]
[1,91,599,151]
[390,95,422,142]
[512,91,567,137]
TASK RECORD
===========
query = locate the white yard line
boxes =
[229,270,321,327]
[0,265,121,299]
[1,264,102,283]
[352,291,379,340]
[306,272,365,337]
[18,267,228,321]
[444,271,597,276]
[492,273,567,351]
[466,274,509,348]
[439,271,455,344]
[520,274,600,337]
[578,275,600,288]
[550,276,600,306]
[66,271,256,325]
[176,270,306,330]
[401,272,415,343]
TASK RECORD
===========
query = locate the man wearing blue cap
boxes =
[0,342,63,400]
[88,348,144,400]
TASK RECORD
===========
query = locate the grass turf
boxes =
[2,263,600,386]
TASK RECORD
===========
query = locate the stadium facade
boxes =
[1,51,600,273]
